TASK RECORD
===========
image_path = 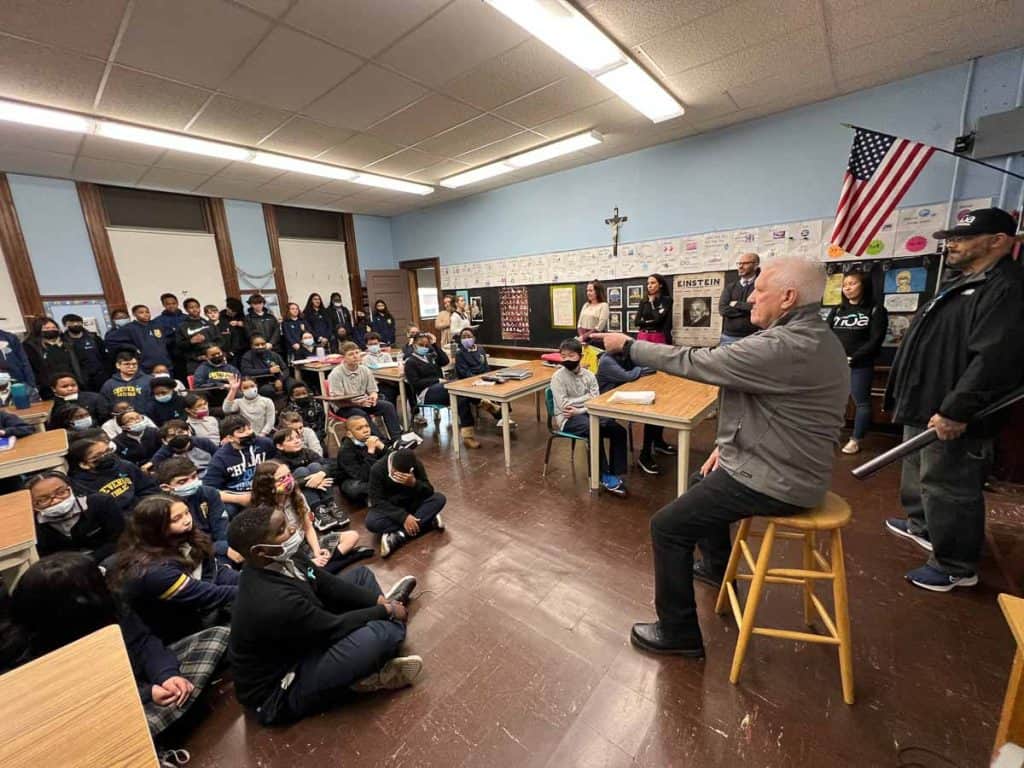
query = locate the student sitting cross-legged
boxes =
[156,456,238,568]
[404,331,479,448]
[227,504,421,725]
[551,338,629,496]
[272,427,348,531]
[202,413,276,519]
[27,470,124,563]
[367,448,446,558]
[69,436,161,515]
[278,409,323,456]
[151,420,219,478]
[327,342,403,440]
[113,495,239,645]
[334,415,390,507]
[142,376,188,427]
[285,381,325,443]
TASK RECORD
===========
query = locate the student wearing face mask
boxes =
[202,414,276,516]
[454,329,512,429]
[182,394,219,440]
[142,376,188,428]
[220,297,249,360]
[114,495,239,644]
[281,303,310,361]
[239,334,292,395]
[46,373,110,430]
[28,470,125,562]
[53,405,104,441]
[113,410,162,468]
[293,331,319,363]
[68,436,160,514]
[25,316,83,398]
[60,313,107,392]
[150,420,219,478]
[226,504,419,725]
[223,375,276,436]
[271,428,343,531]
[404,332,478,448]
[0,407,35,438]
[370,300,396,346]
[244,294,281,352]
[367,448,446,558]
[192,344,239,390]
[156,456,236,567]
[285,382,325,443]
[0,327,35,388]
[326,292,353,339]
[334,415,389,507]
[328,324,353,355]
[351,309,371,349]
[100,402,157,440]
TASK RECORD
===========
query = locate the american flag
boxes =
[830,128,935,256]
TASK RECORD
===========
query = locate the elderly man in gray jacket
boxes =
[597,256,848,657]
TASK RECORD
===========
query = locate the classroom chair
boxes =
[715,492,855,705]
[542,387,590,478]
[321,379,348,450]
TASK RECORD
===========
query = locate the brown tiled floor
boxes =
[182,414,1017,767]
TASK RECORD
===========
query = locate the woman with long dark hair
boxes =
[23,316,82,398]
[826,270,888,454]
[222,297,249,360]
[114,495,238,644]
[634,274,673,344]
[370,299,396,346]
[303,293,332,349]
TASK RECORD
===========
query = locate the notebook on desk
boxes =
[494,369,533,381]
[0,436,17,451]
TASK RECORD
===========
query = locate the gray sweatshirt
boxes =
[549,366,599,430]
[629,303,848,507]
[223,394,277,436]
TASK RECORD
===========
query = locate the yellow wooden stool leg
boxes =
[729,522,776,685]
[802,531,816,627]
[715,518,751,615]
[830,529,855,704]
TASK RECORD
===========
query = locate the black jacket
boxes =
[113,427,162,465]
[24,339,82,393]
[334,437,386,485]
[718,276,758,337]
[826,302,888,368]
[229,564,387,711]
[635,295,673,335]
[244,311,281,350]
[47,391,111,429]
[326,305,352,336]
[34,492,124,562]
[64,331,107,388]
[455,345,489,379]
[404,345,449,396]
[70,457,160,513]
[368,453,434,526]
[239,349,288,380]
[885,256,1024,435]
[175,318,216,374]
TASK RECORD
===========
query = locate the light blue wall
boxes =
[352,214,395,276]
[392,48,1024,265]
[8,174,102,295]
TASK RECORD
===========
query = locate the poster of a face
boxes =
[627,285,644,308]
[884,315,912,346]
[608,311,622,332]
[683,297,712,327]
[884,267,926,294]
[607,286,623,309]
[470,296,483,321]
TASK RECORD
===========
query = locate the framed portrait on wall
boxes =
[607,286,623,309]
[550,284,577,329]
[627,284,644,309]
[626,309,639,333]
[608,311,623,332]
[469,295,484,322]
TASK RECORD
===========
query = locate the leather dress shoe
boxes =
[693,560,724,589]
[630,622,705,657]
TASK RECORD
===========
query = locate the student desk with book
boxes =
[2,400,51,432]
[0,490,38,588]
[445,360,556,469]
[0,429,69,479]
[584,372,719,496]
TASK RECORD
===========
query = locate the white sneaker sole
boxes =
[884,520,933,552]
[909,574,978,592]
[351,655,423,692]
[384,576,416,602]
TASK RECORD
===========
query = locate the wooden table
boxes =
[0,429,69,479]
[445,360,557,469]
[2,400,52,432]
[996,593,1024,757]
[0,490,37,588]
[369,365,410,431]
[0,625,159,767]
[292,358,338,395]
[584,372,719,496]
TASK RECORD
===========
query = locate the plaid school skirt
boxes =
[145,625,230,735]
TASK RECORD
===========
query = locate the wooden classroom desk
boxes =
[0,490,37,588]
[0,625,159,767]
[995,593,1024,756]
[0,428,68,479]
[584,372,719,496]
[292,358,337,395]
[445,359,557,469]
[2,400,52,432]
[369,365,410,431]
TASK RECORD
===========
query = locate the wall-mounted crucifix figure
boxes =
[605,207,628,257]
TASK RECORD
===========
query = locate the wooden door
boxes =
[365,269,413,339]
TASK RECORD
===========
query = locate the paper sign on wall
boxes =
[672,272,724,347]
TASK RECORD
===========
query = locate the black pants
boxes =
[640,424,663,457]
[900,425,993,575]
[365,492,446,534]
[651,468,802,643]
[561,414,628,476]
[339,478,368,506]
[335,400,402,440]
[422,382,473,427]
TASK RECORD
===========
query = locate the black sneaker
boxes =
[326,502,350,527]
[313,506,341,533]
[385,575,417,605]
[637,454,662,475]
[433,513,445,531]
[380,531,405,558]
[653,441,677,456]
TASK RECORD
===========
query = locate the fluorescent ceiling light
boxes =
[440,162,515,189]
[353,173,434,196]
[597,61,685,123]
[506,130,602,168]
[251,151,356,181]
[0,99,92,133]
[96,121,250,161]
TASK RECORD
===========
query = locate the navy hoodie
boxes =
[203,437,276,494]
[70,456,160,513]
[105,321,171,370]
[100,371,152,411]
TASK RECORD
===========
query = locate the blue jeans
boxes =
[293,462,331,509]
[849,366,873,440]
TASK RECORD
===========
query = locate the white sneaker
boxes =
[350,655,423,692]
[434,513,445,531]
[841,439,860,454]
[495,418,517,429]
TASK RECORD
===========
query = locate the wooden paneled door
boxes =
[365,270,413,341]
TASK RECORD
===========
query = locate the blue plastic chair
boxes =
[543,387,590,478]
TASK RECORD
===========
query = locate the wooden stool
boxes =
[714,491,855,705]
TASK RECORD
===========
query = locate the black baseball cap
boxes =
[933,207,1017,239]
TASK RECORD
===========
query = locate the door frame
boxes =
[399,257,442,332]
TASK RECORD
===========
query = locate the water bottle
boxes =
[11,382,29,409]
[315,346,325,359]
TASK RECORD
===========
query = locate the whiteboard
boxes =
[278,238,351,310]
[107,228,223,311]
[0,241,26,332]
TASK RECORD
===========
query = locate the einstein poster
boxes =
[672,272,724,346]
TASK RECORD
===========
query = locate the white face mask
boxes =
[0,373,10,388]
[63,392,79,401]
[256,529,303,562]
[172,478,203,498]
[38,495,77,520]
[242,388,259,400]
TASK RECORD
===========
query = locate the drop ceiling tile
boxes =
[73,156,150,186]
[259,118,354,157]
[116,0,271,89]
[315,179,365,197]
[280,189,340,208]
[728,67,833,110]
[258,174,329,197]
[193,179,260,200]
[153,151,232,174]
[0,148,76,178]
[452,131,546,166]
[366,94,480,147]
[188,96,290,146]
[533,98,649,141]
[441,38,578,111]
[137,166,211,191]
[78,134,164,165]
[376,0,529,87]
[415,114,521,157]
[97,66,212,130]
[638,0,818,76]
[827,0,965,53]
[363,148,445,176]
[0,37,105,111]
[212,162,285,183]
[283,0,448,58]
[304,64,427,132]
[0,122,84,155]
[406,159,471,183]
[582,0,742,47]
[495,75,610,128]
[0,0,129,58]
[319,133,403,168]
[220,26,363,112]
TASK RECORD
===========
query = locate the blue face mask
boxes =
[154,393,173,403]
[415,345,429,356]
[114,318,131,328]
[172,478,202,497]
[72,417,93,431]
[128,421,147,434]
[368,345,381,355]
[351,438,365,447]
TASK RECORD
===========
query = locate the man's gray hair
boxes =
[763,256,826,305]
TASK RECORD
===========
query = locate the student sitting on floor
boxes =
[156,456,238,567]
[101,351,151,411]
[222,374,276,436]
[150,420,219,478]
[327,342,403,440]
[0,408,36,438]
[27,470,124,563]
[272,428,346,530]
[551,338,629,497]
[0,553,229,740]
[113,495,239,644]
[596,350,666,475]
[69,436,160,514]
[334,415,389,507]
[202,414,275,518]
[101,401,158,439]
[183,393,220,440]
[367,448,446,558]
[143,375,188,427]
[192,344,239,390]
[404,332,479,448]
[47,372,110,430]
[454,328,514,429]
[250,461,369,571]
[227,504,420,725]
[112,409,162,468]
[285,381,325,442]
[278,409,323,456]
[51,404,105,442]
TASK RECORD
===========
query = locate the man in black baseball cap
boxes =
[884,206,1024,592]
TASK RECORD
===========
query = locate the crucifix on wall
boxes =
[605,206,628,256]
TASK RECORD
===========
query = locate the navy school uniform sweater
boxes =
[142,391,189,427]
[183,486,230,559]
[0,410,35,437]
[113,427,162,466]
[202,437,276,494]
[34,492,124,562]
[151,436,219,477]
[100,372,152,411]
[281,318,309,353]
[193,360,240,389]
[105,320,172,370]
[47,391,111,429]
[69,457,160,514]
